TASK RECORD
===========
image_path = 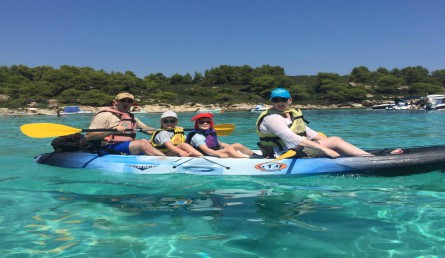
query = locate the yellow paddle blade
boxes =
[273,149,297,161]
[318,132,328,138]
[213,123,235,136]
[20,123,82,138]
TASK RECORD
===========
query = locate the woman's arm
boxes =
[260,115,306,149]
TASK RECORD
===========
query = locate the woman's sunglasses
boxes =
[119,98,134,103]
[271,97,289,103]
[162,119,177,124]
[198,120,212,124]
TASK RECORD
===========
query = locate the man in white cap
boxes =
[86,92,164,156]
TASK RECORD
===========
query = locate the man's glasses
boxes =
[198,120,212,124]
[162,119,177,124]
[119,98,134,103]
[271,97,289,103]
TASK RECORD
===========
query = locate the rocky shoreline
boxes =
[1,102,365,116]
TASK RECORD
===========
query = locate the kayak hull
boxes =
[34,145,445,176]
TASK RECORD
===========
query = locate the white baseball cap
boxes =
[161,111,178,119]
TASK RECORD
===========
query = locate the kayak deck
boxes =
[35,145,445,176]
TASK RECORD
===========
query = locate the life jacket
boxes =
[256,108,308,151]
[185,128,221,152]
[91,107,137,143]
[149,127,185,153]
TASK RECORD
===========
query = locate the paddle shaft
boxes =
[81,128,218,133]
[20,122,235,138]
[81,128,145,133]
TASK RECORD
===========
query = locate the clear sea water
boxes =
[1,110,445,257]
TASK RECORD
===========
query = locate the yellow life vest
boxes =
[149,127,185,153]
[255,108,307,151]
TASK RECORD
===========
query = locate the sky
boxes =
[1,0,444,78]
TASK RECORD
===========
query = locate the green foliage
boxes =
[0,64,444,109]
[375,75,405,94]
[170,74,184,84]
[184,86,214,97]
[193,72,203,82]
[183,73,193,84]
[289,84,311,102]
[201,64,285,86]
[251,75,293,99]
[58,88,88,103]
[400,66,429,85]
[349,66,372,83]
[78,90,113,106]
[316,73,367,103]
[431,69,445,86]
[408,82,443,96]
[144,73,167,84]
[214,93,233,103]
[150,91,178,101]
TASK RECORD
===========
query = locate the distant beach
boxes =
[1,102,366,116]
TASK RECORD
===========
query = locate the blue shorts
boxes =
[104,141,132,155]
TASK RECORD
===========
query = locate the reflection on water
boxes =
[2,174,445,257]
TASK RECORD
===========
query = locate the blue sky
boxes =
[1,0,444,78]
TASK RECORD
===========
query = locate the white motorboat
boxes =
[372,96,422,110]
[425,94,445,110]
[250,104,268,112]
[371,103,396,110]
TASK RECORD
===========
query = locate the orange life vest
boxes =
[92,107,137,143]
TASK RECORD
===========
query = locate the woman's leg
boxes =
[318,136,371,156]
[231,143,254,156]
[222,146,248,158]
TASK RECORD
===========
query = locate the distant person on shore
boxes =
[150,111,202,157]
[186,113,262,158]
[86,92,164,156]
[256,88,403,158]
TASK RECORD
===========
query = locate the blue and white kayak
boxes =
[34,145,445,176]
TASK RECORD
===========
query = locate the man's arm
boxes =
[135,117,156,135]
[86,112,122,140]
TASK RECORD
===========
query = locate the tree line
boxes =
[0,64,444,108]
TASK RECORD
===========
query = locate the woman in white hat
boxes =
[150,111,203,157]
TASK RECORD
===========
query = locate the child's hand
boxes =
[218,153,229,158]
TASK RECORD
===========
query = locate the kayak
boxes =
[34,145,445,176]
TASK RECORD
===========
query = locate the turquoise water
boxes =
[1,110,445,257]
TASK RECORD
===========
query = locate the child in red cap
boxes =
[185,113,260,158]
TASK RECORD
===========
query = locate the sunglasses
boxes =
[271,97,289,103]
[162,119,177,124]
[198,120,212,124]
[119,98,134,103]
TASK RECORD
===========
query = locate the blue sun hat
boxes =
[270,88,291,99]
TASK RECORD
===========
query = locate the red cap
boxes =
[191,113,214,129]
